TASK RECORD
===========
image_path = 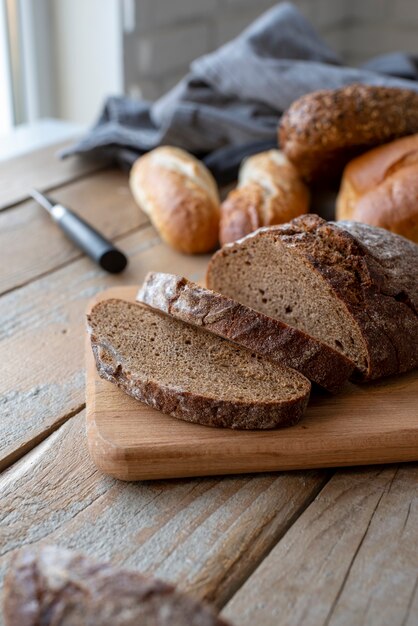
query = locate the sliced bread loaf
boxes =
[87,299,310,429]
[137,272,354,393]
[207,215,418,381]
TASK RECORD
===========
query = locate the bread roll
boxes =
[219,150,309,245]
[130,146,220,254]
[279,84,418,182]
[336,134,418,243]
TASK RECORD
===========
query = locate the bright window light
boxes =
[0,0,13,133]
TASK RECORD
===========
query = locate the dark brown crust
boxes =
[3,545,231,626]
[207,215,418,381]
[87,300,310,430]
[279,84,418,182]
[137,273,354,393]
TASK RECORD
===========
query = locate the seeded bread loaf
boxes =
[279,84,418,182]
[137,272,354,393]
[219,150,309,245]
[336,134,418,243]
[87,299,310,429]
[207,214,418,381]
[129,146,220,254]
[3,545,232,626]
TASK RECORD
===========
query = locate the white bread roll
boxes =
[219,150,309,245]
[336,134,418,243]
[130,146,220,254]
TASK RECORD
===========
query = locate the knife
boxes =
[30,189,128,273]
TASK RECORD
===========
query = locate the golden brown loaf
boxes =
[279,84,418,183]
[336,134,418,243]
[130,146,220,254]
[219,150,309,245]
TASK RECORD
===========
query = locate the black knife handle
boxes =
[51,205,127,273]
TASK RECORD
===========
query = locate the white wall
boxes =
[127,0,418,101]
[47,0,418,123]
[49,0,123,124]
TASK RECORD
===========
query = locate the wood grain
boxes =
[222,464,418,626]
[0,169,148,295]
[0,140,108,210]
[0,225,210,471]
[86,286,418,480]
[0,409,328,611]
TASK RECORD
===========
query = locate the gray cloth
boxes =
[62,2,418,174]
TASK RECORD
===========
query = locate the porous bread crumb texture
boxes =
[138,272,355,393]
[3,545,231,626]
[208,230,367,370]
[87,299,310,430]
[207,215,418,381]
[279,84,418,181]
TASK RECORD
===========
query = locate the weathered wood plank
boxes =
[0,409,328,613]
[0,140,108,210]
[0,169,148,295]
[222,464,418,626]
[0,225,210,470]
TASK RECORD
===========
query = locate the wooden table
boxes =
[0,142,417,626]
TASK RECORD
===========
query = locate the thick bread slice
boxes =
[87,299,310,430]
[207,215,418,381]
[3,545,232,626]
[137,272,354,393]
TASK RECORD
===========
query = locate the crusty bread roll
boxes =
[130,146,220,254]
[219,150,309,245]
[336,134,418,243]
[279,84,418,183]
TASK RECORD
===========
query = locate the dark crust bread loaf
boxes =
[207,215,418,381]
[87,299,310,430]
[3,545,232,626]
[137,272,354,393]
[279,84,418,182]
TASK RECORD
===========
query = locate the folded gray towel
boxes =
[62,2,418,183]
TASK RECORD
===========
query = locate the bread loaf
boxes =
[207,214,418,381]
[137,272,354,393]
[129,146,220,254]
[3,545,232,626]
[279,84,418,182]
[336,134,418,243]
[220,150,309,245]
[87,299,311,430]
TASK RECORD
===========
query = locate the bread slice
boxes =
[3,545,232,626]
[137,272,354,393]
[87,299,310,430]
[207,215,418,381]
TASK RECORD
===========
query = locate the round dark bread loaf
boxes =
[207,214,418,381]
[87,299,311,430]
[3,545,232,626]
[279,84,418,183]
[137,272,355,393]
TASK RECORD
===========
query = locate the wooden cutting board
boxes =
[86,286,418,481]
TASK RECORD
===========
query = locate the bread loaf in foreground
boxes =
[337,134,418,243]
[279,84,418,182]
[220,150,309,245]
[138,272,354,393]
[3,545,232,626]
[130,146,220,254]
[87,299,310,430]
[207,215,418,381]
